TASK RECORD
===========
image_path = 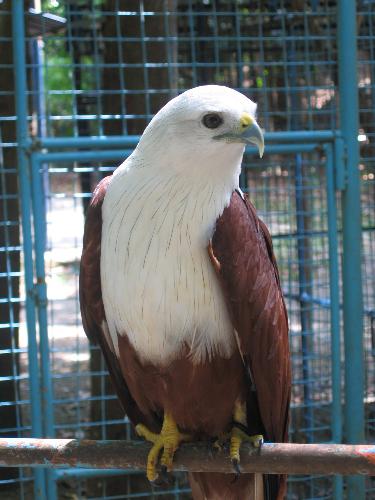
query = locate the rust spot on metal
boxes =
[357,446,375,465]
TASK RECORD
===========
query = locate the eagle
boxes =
[80,85,291,500]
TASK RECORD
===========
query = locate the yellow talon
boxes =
[135,413,191,482]
[230,400,263,470]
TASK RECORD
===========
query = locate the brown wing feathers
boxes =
[211,191,291,499]
[211,191,290,442]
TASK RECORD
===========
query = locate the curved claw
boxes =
[253,435,264,449]
[231,457,241,475]
[159,465,173,485]
[230,400,264,473]
[150,475,167,488]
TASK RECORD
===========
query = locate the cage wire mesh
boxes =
[358,3,375,496]
[0,0,374,499]
[0,4,35,498]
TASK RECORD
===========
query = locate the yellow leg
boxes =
[136,413,191,482]
[230,400,263,471]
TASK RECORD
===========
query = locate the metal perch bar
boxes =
[0,439,374,475]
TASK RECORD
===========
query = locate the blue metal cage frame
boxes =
[1,1,374,498]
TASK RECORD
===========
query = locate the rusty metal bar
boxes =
[0,439,374,475]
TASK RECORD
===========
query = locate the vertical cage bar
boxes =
[11,1,47,499]
[325,143,343,500]
[337,0,365,498]
[294,153,313,443]
[30,154,57,500]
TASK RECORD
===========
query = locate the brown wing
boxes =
[211,190,291,499]
[79,175,153,428]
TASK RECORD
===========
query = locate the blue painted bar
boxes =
[31,136,141,149]
[30,155,57,500]
[53,468,139,479]
[11,2,47,499]
[294,153,313,444]
[33,150,133,163]
[250,144,319,154]
[338,1,365,498]
[29,130,337,150]
[324,144,343,500]
[334,137,346,190]
[30,155,55,439]
[31,143,319,167]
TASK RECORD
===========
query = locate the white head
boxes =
[131,85,264,179]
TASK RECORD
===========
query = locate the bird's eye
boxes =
[202,113,223,129]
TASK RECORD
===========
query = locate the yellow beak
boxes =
[213,113,265,158]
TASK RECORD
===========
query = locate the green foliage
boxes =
[41,0,65,16]
[43,39,74,136]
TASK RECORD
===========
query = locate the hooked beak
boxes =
[213,113,265,158]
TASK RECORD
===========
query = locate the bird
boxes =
[79,85,291,500]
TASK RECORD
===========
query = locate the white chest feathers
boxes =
[100,168,236,364]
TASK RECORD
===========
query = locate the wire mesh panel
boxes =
[30,143,341,500]
[0,4,35,498]
[243,149,340,499]
[357,2,375,497]
[42,156,192,499]
[1,0,374,499]
[40,1,339,137]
